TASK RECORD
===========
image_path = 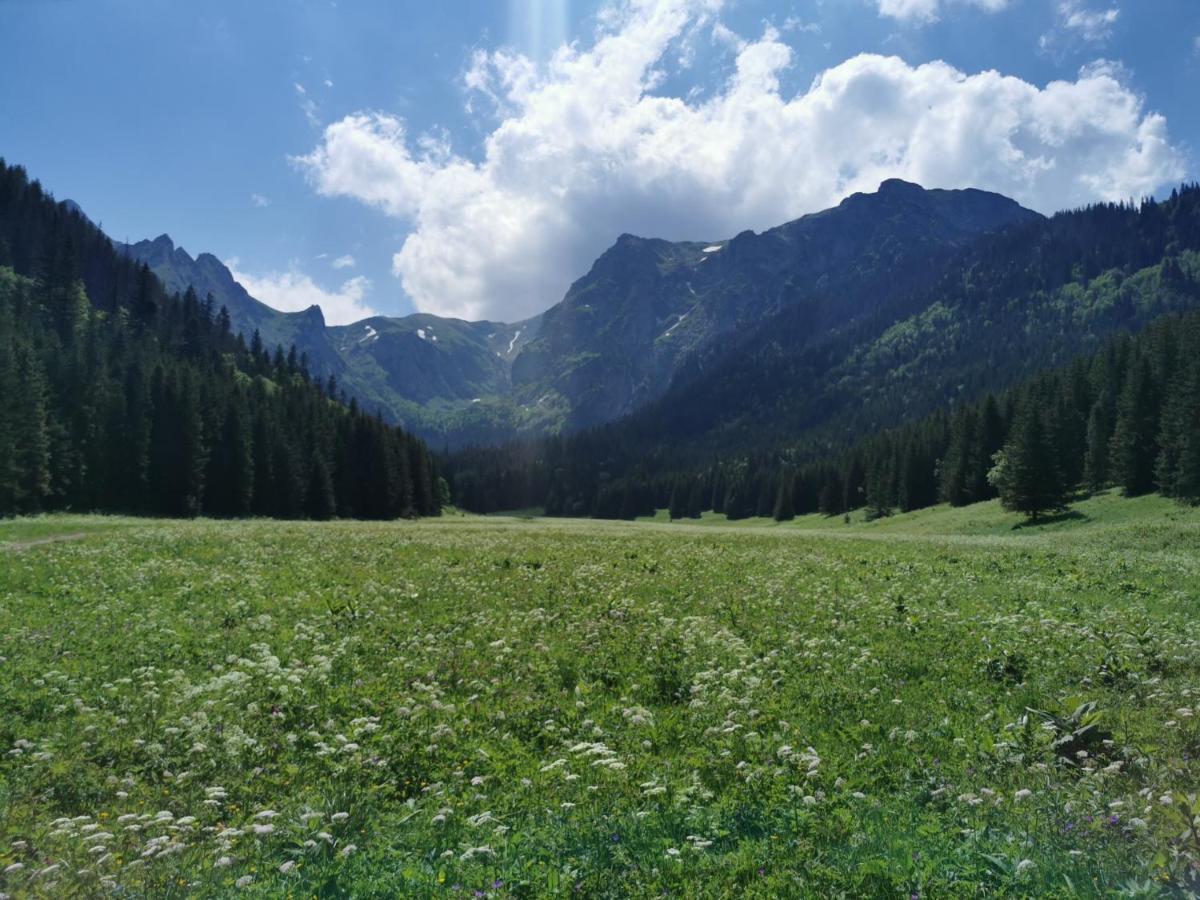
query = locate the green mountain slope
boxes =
[445,184,1200,516]
[514,180,1040,428]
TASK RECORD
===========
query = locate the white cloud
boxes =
[875,0,1009,24]
[1193,34,1200,56]
[332,254,356,269]
[1050,1,1119,44]
[295,82,320,127]
[781,16,820,34]
[250,193,271,208]
[227,263,376,325]
[294,0,1184,323]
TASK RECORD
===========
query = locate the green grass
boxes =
[1,499,1199,897]
[0,515,130,547]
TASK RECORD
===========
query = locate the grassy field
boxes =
[2,496,1199,897]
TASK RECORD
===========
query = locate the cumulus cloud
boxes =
[227,262,376,325]
[332,254,356,269]
[294,0,1183,323]
[250,193,271,208]
[875,0,1009,24]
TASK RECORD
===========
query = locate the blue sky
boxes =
[1,0,1197,324]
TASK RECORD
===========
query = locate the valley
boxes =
[3,2,1199,897]
[2,498,1198,896]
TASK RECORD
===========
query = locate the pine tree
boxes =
[667,479,686,520]
[990,399,1067,521]
[305,452,337,520]
[772,473,796,522]
[941,409,977,506]
[842,455,865,512]
[1157,349,1200,502]
[1109,357,1160,496]
[10,344,51,512]
[1083,391,1114,492]
[864,456,894,520]
[972,396,1006,502]
[0,332,16,511]
[686,478,705,518]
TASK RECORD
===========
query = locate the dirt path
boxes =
[0,532,90,552]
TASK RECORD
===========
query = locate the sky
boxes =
[1,0,1197,325]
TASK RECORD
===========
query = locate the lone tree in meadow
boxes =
[989,399,1069,522]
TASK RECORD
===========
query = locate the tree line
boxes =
[453,307,1200,523]
[0,159,442,519]
[756,308,1200,522]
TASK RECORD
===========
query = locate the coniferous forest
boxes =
[448,309,1200,523]
[0,159,442,519]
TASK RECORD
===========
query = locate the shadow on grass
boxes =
[1012,509,1090,530]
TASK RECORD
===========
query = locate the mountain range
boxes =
[10,156,1200,521]
[118,179,1039,447]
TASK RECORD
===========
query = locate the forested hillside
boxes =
[0,159,442,519]
[448,186,1200,519]
[511,180,1039,430]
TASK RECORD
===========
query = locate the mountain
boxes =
[120,180,1037,446]
[327,312,549,445]
[445,183,1200,517]
[116,235,345,375]
[116,237,547,445]
[631,186,1200,459]
[513,179,1040,428]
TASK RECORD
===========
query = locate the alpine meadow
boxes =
[2,1,1200,898]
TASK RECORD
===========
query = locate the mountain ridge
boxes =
[120,180,1040,445]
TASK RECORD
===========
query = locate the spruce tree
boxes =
[990,400,1067,521]
[940,409,977,506]
[1083,391,1114,492]
[305,453,337,520]
[667,479,686,520]
[1109,357,1160,496]
[1157,351,1200,502]
[864,457,894,520]
[772,474,796,522]
[10,344,51,512]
